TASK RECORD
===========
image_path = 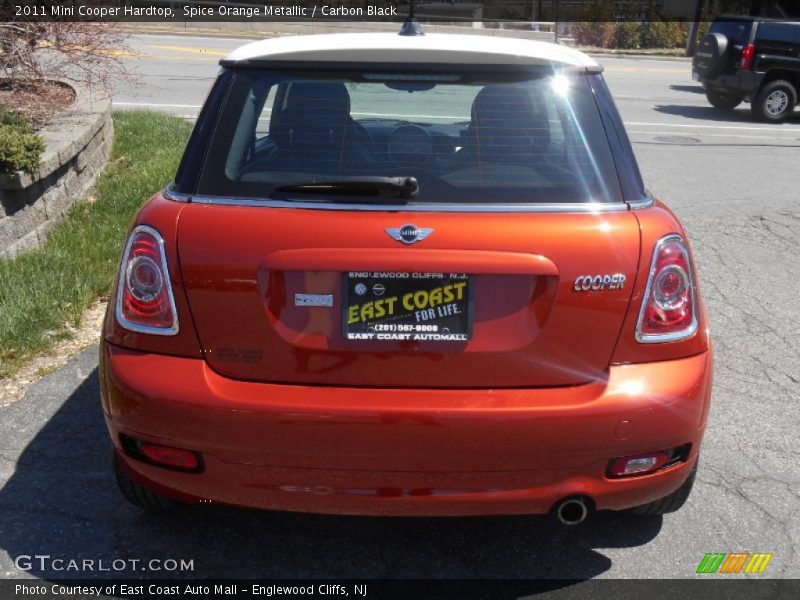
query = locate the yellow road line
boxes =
[38,39,138,57]
[147,44,228,57]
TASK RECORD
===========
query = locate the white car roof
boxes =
[222,32,601,71]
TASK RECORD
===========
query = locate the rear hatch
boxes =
[177,206,639,388]
[174,62,641,388]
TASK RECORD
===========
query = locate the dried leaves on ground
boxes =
[0,79,75,131]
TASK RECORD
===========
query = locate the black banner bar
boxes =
[3,1,800,23]
[3,579,800,600]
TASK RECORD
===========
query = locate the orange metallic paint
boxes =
[611,199,712,365]
[101,193,712,515]
[103,195,201,358]
[173,201,642,387]
[102,343,710,515]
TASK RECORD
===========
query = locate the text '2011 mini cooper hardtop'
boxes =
[101,30,711,524]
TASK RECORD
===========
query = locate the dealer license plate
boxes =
[344,272,472,341]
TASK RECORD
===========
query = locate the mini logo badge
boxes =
[386,224,434,245]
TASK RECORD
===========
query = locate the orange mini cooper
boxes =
[101,30,712,524]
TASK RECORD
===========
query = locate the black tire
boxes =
[113,454,183,512]
[752,80,797,122]
[629,461,698,516]
[705,89,743,110]
[694,33,729,78]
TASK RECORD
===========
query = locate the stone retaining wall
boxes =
[0,87,113,260]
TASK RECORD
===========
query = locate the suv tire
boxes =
[705,89,743,110]
[628,461,698,516]
[694,33,729,78]
[752,80,797,122]
[114,454,183,512]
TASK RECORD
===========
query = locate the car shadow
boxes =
[0,362,663,584]
[669,84,705,94]
[654,103,800,123]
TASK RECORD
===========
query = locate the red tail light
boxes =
[635,234,697,343]
[115,225,179,335]
[740,43,755,70]
[120,434,203,472]
[140,442,201,471]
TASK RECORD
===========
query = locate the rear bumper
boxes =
[101,343,712,516]
[698,70,763,96]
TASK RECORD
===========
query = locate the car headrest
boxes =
[469,84,550,157]
[282,81,351,118]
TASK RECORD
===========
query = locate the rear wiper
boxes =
[274,176,419,201]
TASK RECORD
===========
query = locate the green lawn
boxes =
[0,111,192,377]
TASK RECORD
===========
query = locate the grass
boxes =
[0,111,192,378]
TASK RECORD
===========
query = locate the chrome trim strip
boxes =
[182,193,630,213]
[162,183,655,213]
[164,184,653,213]
[634,233,699,344]
[115,225,180,337]
[163,184,190,203]
[626,195,655,210]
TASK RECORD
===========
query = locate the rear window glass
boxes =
[756,22,800,43]
[710,20,749,45]
[196,68,622,204]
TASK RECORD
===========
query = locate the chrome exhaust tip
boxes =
[555,497,589,525]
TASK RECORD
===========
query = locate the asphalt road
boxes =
[1,33,799,584]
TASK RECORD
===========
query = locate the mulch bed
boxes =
[0,80,76,130]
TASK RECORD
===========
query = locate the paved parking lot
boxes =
[1,34,798,582]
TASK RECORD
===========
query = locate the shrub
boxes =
[638,4,689,49]
[572,1,616,48]
[0,107,44,174]
[612,3,642,49]
[615,21,642,49]
[0,106,30,129]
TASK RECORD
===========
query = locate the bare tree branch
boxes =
[0,20,132,95]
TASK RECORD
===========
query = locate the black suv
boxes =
[693,17,800,121]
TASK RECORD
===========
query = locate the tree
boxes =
[0,19,130,94]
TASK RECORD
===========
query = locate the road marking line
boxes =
[147,44,228,57]
[604,67,687,73]
[625,120,800,132]
[114,102,203,108]
[132,33,258,43]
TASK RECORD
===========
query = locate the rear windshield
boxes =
[195,68,623,204]
[710,20,750,45]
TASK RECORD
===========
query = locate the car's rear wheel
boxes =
[752,80,797,122]
[628,460,698,516]
[113,454,183,512]
[705,89,743,110]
